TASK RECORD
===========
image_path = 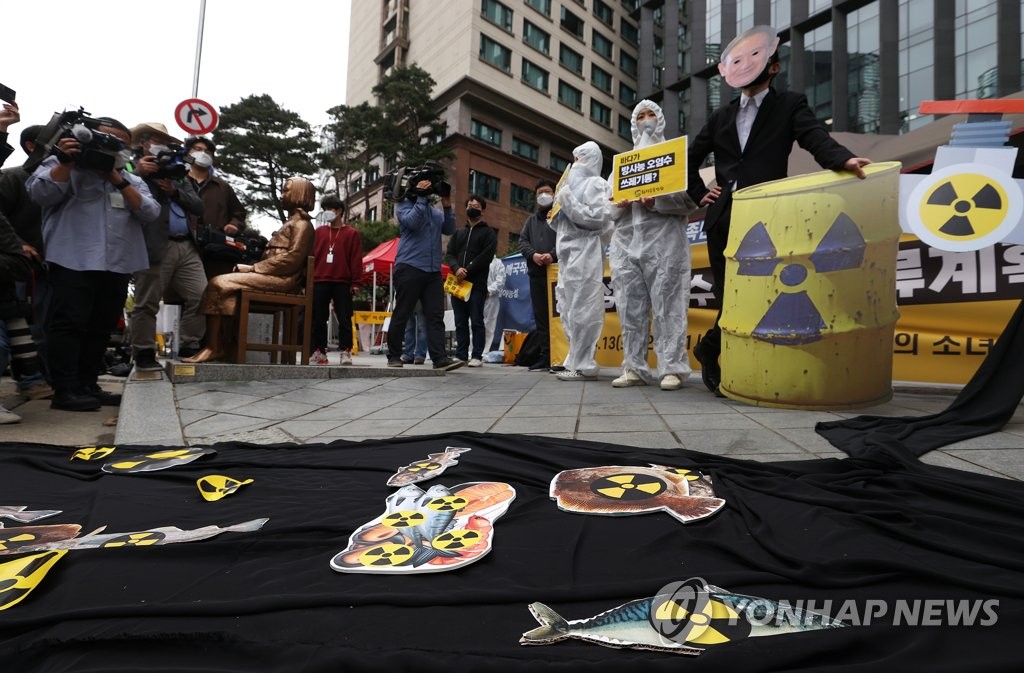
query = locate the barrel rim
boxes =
[734,161,903,200]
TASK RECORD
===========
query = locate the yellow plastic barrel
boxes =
[719,162,902,409]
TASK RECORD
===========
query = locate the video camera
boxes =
[383,161,451,201]
[24,108,126,173]
[151,146,191,180]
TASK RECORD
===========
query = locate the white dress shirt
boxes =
[736,88,770,152]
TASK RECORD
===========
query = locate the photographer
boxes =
[183,136,248,279]
[128,123,205,369]
[386,176,463,371]
[27,116,159,411]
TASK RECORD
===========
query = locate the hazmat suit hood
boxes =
[556,141,612,232]
[566,141,603,186]
[630,99,666,149]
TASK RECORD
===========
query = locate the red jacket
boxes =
[312,224,363,285]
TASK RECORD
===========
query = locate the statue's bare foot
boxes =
[181,348,222,363]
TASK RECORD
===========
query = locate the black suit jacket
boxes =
[687,89,855,232]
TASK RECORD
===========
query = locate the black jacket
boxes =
[445,220,496,284]
[140,176,204,265]
[687,88,855,233]
[519,209,557,278]
[0,166,43,253]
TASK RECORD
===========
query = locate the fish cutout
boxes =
[0,550,67,611]
[0,524,82,553]
[197,475,254,502]
[331,481,515,574]
[0,506,62,524]
[550,465,725,524]
[520,577,845,654]
[71,446,116,461]
[101,447,216,474]
[0,519,268,555]
[386,446,472,487]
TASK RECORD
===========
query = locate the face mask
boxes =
[748,62,774,88]
[466,207,482,219]
[148,144,168,157]
[319,210,337,225]
[536,193,554,208]
[190,151,213,168]
[115,149,131,169]
[638,119,657,134]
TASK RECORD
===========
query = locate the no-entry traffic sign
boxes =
[174,98,219,135]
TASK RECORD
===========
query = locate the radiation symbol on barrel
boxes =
[906,162,1023,252]
[590,473,667,500]
[734,213,866,345]
[382,510,426,528]
[100,531,166,548]
[431,528,482,551]
[358,543,414,567]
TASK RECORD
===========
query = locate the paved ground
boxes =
[91,351,1024,482]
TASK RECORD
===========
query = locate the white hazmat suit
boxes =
[609,100,697,388]
[550,141,612,379]
[481,255,507,353]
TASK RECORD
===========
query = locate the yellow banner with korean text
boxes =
[610,136,688,202]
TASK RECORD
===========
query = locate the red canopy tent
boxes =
[361,238,452,312]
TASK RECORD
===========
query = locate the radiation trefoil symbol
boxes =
[734,213,865,345]
[905,162,1022,252]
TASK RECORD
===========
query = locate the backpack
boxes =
[514,330,543,367]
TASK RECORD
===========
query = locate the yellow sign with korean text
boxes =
[611,136,688,202]
[443,274,473,301]
[546,163,572,222]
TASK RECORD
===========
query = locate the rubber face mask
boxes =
[190,151,213,168]
[718,25,780,88]
[536,193,554,208]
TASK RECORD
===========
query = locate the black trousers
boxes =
[45,264,130,393]
[387,264,447,362]
[311,282,354,353]
[528,273,551,362]
[701,200,732,360]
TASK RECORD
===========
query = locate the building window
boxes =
[481,0,513,32]
[512,137,539,162]
[511,183,535,211]
[479,35,512,72]
[559,44,584,76]
[593,29,614,60]
[550,154,569,172]
[522,59,550,91]
[620,17,638,46]
[898,0,934,133]
[471,119,503,147]
[737,0,755,32]
[557,80,583,111]
[619,51,637,78]
[590,100,612,127]
[560,6,585,41]
[469,170,500,201]
[523,19,550,55]
[368,206,378,221]
[803,22,833,127]
[525,0,550,16]
[593,0,614,26]
[705,3,722,65]
[772,0,791,31]
[619,81,636,107]
[618,114,632,141]
[954,1,998,99]
[847,2,881,134]
[591,64,612,93]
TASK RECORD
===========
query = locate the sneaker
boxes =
[467,358,482,368]
[310,349,329,365]
[433,357,465,372]
[134,348,164,372]
[387,355,404,368]
[660,374,684,391]
[51,390,101,412]
[556,370,596,381]
[612,370,646,388]
[21,382,55,400]
[413,357,425,365]
[400,355,414,364]
[339,350,353,366]
[0,405,21,424]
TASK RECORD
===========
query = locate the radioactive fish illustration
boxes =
[196,475,254,502]
[331,481,515,574]
[550,465,725,524]
[0,518,269,555]
[386,446,472,487]
[0,506,62,525]
[71,446,116,461]
[520,576,844,655]
[0,524,82,553]
[101,447,216,474]
[0,550,67,611]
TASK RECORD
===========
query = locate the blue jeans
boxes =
[403,306,427,360]
[452,283,487,360]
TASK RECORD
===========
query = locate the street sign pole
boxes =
[192,0,207,98]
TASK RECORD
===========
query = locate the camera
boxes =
[151,146,191,180]
[24,107,126,173]
[383,161,451,201]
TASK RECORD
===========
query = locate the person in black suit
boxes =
[687,26,871,396]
